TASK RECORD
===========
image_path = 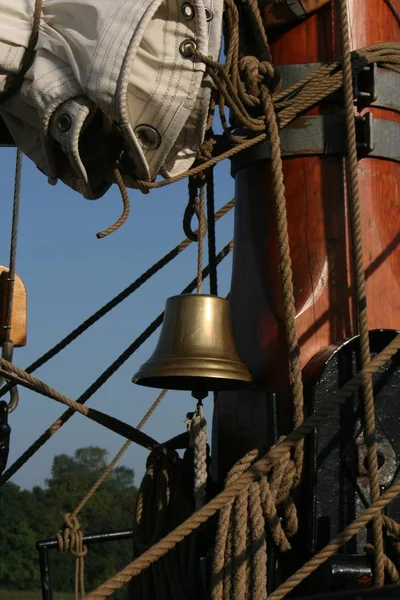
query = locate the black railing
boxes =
[36,530,134,600]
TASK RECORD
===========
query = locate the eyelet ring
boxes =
[181,3,195,20]
[179,39,197,58]
[134,125,161,150]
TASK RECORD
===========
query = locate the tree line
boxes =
[0,447,137,596]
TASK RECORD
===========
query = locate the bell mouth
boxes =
[133,356,252,392]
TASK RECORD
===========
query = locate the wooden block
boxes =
[0,266,27,347]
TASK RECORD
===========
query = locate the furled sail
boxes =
[0,1,223,198]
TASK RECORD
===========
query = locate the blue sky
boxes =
[0,148,235,491]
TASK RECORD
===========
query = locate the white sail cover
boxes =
[0,1,223,198]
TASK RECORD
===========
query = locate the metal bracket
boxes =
[354,64,377,108]
[230,114,400,175]
[275,63,400,113]
[355,112,374,155]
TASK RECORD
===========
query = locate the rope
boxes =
[211,445,296,600]
[0,0,42,105]
[129,40,400,195]
[96,169,130,239]
[195,185,207,295]
[0,241,234,486]
[257,67,304,486]
[0,198,234,403]
[0,149,23,412]
[132,446,201,600]
[186,401,208,511]
[57,388,168,600]
[268,479,400,600]
[71,389,168,519]
[206,170,218,296]
[57,514,88,600]
[82,333,400,600]
[339,0,384,585]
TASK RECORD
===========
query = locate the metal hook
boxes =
[6,385,19,413]
[0,340,19,413]
[0,400,10,475]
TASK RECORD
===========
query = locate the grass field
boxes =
[0,591,74,600]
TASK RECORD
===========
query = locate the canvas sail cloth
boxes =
[0,1,223,198]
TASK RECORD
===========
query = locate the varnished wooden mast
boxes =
[213,0,400,482]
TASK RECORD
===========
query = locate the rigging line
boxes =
[0,199,235,400]
[3,149,23,343]
[384,0,400,26]
[0,365,159,450]
[82,334,400,600]
[206,169,218,296]
[96,169,130,239]
[70,389,168,521]
[339,0,384,586]
[0,241,234,487]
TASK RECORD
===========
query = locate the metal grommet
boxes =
[56,114,72,133]
[181,3,195,19]
[205,8,213,21]
[134,125,161,150]
[179,39,197,58]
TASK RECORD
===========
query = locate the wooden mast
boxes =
[213,0,400,482]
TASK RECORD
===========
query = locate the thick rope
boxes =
[339,0,384,585]
[258,74,304,486]
[0,241,234,486]
[130,39,400,195]
[268,479,400,600]
[96,169,130,239]
[196,185,207,295]
[212,444,296,600]
[206,170,218,296]
[82,334,400,600]
[186,401,208,511]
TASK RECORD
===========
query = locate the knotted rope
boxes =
[131,446,202,600]
[186,401,208,511]
[211,443,297,600]
[57,514,88,600]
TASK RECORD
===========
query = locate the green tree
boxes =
[0,447,137,596]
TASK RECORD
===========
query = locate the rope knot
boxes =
[57,513,88,559]
[239,55,279,98]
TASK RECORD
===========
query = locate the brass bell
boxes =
[132,294,252,392]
